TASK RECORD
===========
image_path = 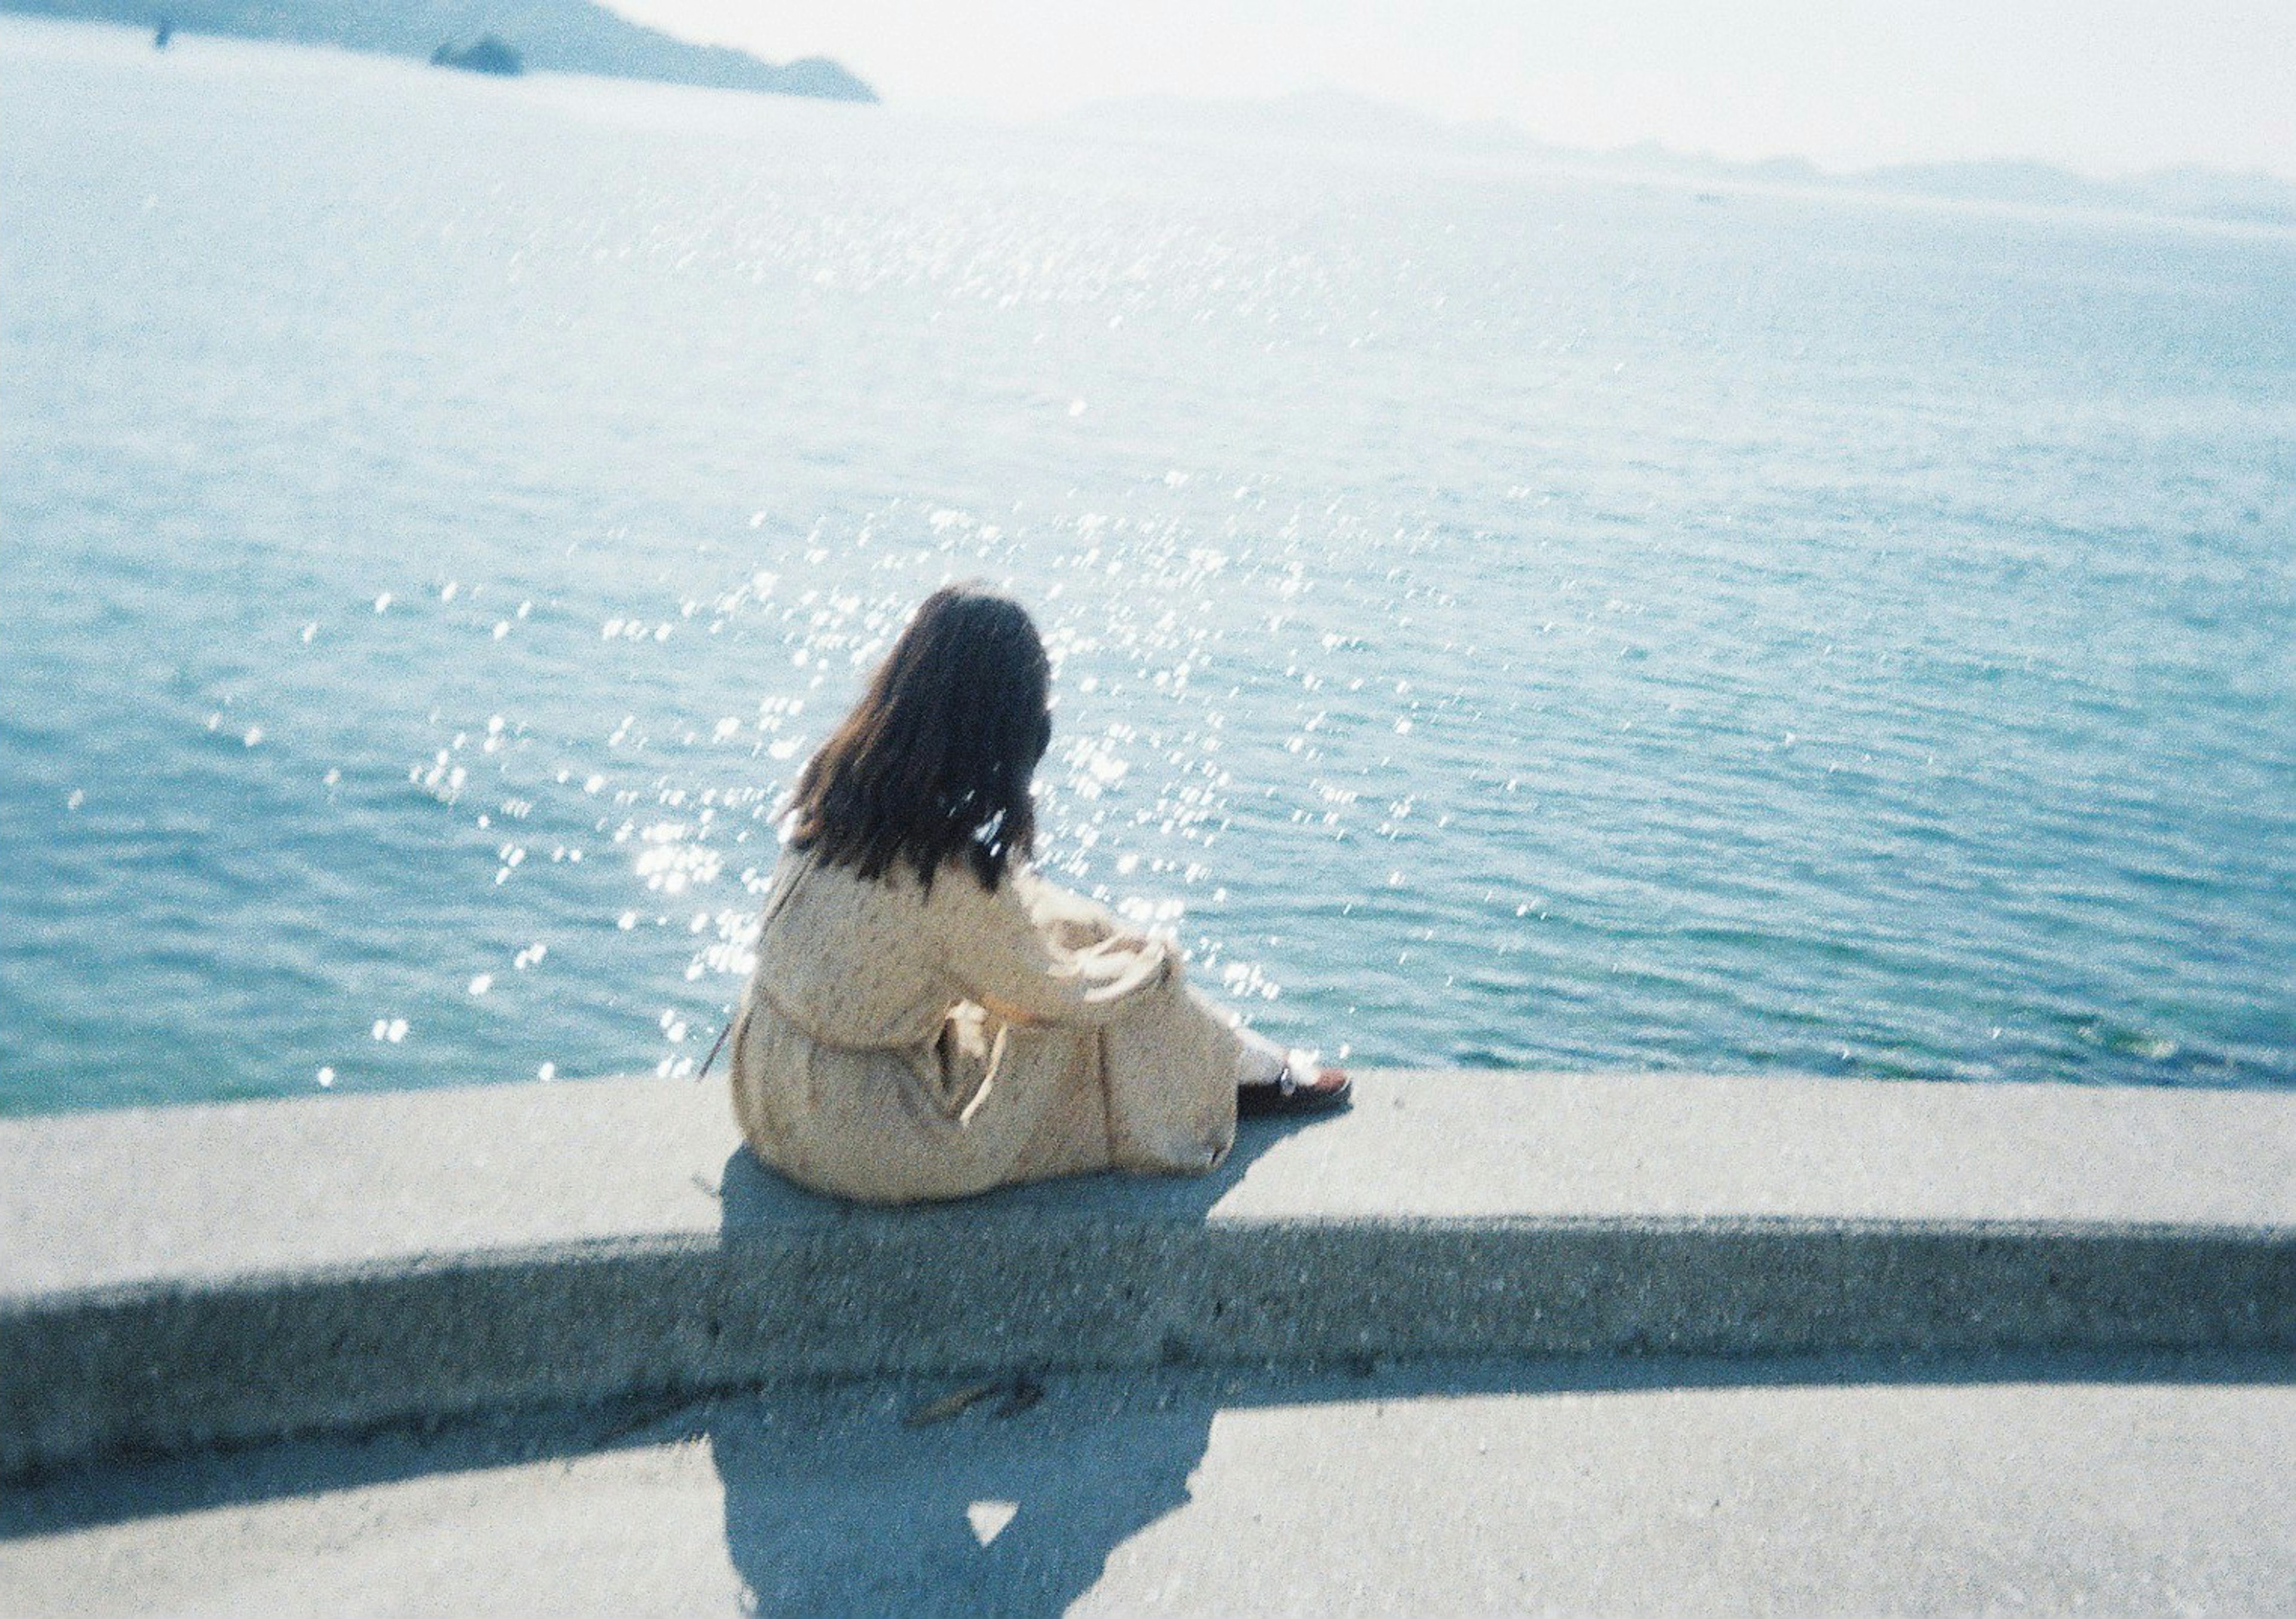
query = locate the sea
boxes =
[4,17,2291,1115]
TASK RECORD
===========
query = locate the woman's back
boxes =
[751,853,956,1051]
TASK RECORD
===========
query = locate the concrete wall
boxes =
[5,1070,2292,1478]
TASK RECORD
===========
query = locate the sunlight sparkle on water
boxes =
[6,33,2289,1110]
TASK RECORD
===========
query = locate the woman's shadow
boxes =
[707,1120,1292,1617]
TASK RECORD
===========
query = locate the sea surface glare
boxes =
[3,19,2292,1114]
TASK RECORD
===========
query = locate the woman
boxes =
[728,584,1348,1205]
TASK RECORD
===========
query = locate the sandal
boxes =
[1237,1049,1352,1117]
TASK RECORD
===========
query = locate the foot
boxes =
[1236,1049,1352,1117]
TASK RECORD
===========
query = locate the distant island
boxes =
[5,0,876,101]
[430,33,520,76]
[1073,90,2296,231]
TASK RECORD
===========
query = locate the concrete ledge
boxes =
[5,1070,2292,1478]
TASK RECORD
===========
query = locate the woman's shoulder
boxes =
[775,845,1046,940]
[773,844,930,909]
[924,851,1016,908]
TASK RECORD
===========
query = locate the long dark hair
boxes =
[787,584,1053,890]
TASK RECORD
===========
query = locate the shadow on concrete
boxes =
[704,1113,1293,1617]
[709,1369,1215,1615]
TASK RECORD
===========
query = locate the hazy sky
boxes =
[610,0,2296,179]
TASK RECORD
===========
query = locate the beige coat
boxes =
[728,848,1243,1203]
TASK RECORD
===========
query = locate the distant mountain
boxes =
[2132,165,2296,227]
[1068,90,2296,230]
[1863,158,2296,227]
[1860,158,2103,208]
[5,0,876,101]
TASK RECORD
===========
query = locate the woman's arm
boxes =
[1012,867,1133,951]
[936,865,1170,1027]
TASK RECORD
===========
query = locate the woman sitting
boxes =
[727,584,1348,1205]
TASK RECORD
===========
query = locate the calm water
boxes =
[4,19,2292,1114]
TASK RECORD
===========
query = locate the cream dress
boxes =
[728,848,1253,1204]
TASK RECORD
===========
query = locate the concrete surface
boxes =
[5,1071,2294,1477]
[4,1351,2291,1616]
[10,1069,2294,1296]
